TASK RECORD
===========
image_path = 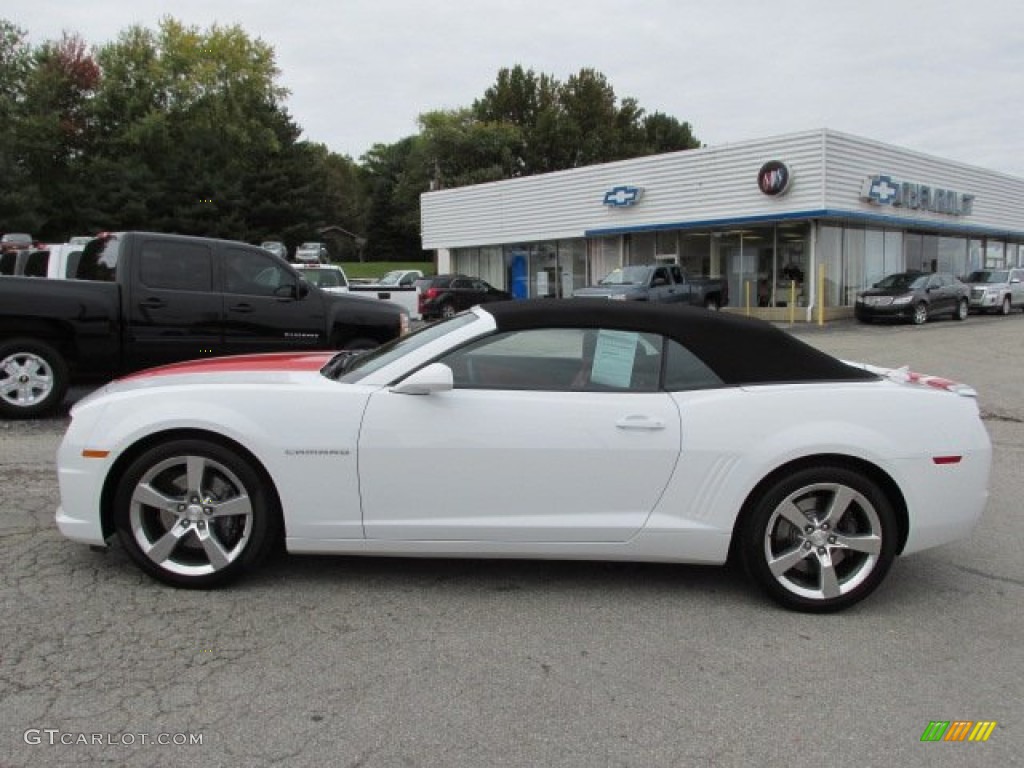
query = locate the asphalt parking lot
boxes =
[2,313,1021,767]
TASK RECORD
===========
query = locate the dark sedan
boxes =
[855,271,969,325]
[416,274,511,320]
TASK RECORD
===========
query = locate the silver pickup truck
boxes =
[964,267,1024,315]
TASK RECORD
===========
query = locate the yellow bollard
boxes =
[817,264,825,326]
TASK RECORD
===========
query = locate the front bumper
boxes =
[855,302,916,322]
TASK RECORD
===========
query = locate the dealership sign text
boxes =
[862,174,975,216]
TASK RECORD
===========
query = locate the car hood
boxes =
[72,351,340,413]
[100,351,337,394]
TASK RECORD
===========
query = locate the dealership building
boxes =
[420,128,1024,321]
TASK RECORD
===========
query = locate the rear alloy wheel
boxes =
[953,298,968,321]
[912,302,928,325]
[0,338,69,419]
[113,439,278,588]
[440,302,457,319]
[739,466,898,612]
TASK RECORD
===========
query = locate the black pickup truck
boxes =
[573,264,729,309]
[0,231,408,417]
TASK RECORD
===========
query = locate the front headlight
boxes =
[892,294,915,305]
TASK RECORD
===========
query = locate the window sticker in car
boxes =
[590,330,638,388]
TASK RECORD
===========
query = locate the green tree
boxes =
[15,33,100,237]
[360,137,428,261]
[0,19,35,231]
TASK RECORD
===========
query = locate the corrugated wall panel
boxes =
[422,130,829,249]
[421,129,1024,249]
[823,131,1024,232]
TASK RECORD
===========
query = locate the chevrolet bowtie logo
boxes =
[865,175,899,204]
[603,185,644,207]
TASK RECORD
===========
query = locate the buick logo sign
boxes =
[758,161,791,196]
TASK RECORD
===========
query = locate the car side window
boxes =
[663,339,724,391]
[437,328,663,392]
[23,250,49,277]
[223,248,294,296]
[139,241,213,291]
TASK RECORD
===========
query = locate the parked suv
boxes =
[855,271,969,325]
[964,268,1024,315]
[416,274,511,320]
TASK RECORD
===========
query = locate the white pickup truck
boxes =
[349,269,425,320]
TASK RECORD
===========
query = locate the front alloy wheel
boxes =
[954,298,968,321]
[912,302,928,325]
[114,440,278,587]
[739,466,898,612]
[0,339,69,419]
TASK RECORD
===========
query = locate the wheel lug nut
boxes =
[203,507,213,515]
[803,541,812,549]
[804,525,814,534]
[821,523,830,531]
[817,547,827,555]
[828,536,837,544]
[177,504,186,512]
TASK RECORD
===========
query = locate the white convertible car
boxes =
[56,300,991,612]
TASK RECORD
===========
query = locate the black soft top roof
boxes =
[482,299,877,386]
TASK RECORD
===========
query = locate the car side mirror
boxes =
[1011,278,1021,284]
[391,363,454,395]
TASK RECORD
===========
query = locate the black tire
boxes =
[113,439,279,588]
[999,295,1011,316]
[953,298,968,321]
[912,302,928,325]
[0,338,70,419]
[440,302,457,319]
[704,295,720,311]
[737,465,898,613]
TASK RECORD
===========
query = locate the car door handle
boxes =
[228,303,254,313]
[138,297,166,309]
[616,415,665,431]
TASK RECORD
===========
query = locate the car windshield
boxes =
[378,270,405,286]
[966,270,1008,283]
[875,273,928,291]
[599,266,652,286]
[326,313,478,382]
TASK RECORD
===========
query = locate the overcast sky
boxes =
[8,0,1024,176]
